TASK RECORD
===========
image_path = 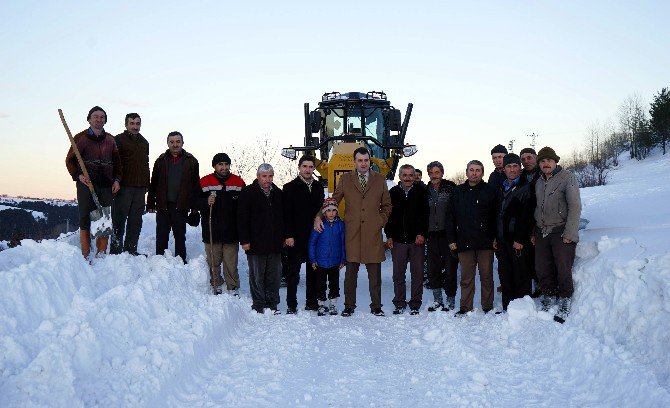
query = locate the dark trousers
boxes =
[285,261,317,310]
[111,186,146,254]
[458,249,494,312]
[247,253,282,310]
[391,242,425,310]
[344,262,382,310]
[497,242,532,310]
[316,265,340,301]
[156,202,187,263]
[426,233,459,297]
[535,230,576,298]
[76,182,112,231]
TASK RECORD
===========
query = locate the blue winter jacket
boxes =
[308,217,346,268]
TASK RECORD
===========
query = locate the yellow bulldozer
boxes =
[281,91,417,193]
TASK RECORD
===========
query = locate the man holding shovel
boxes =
[198,153,245,295]
[65,106,122,259]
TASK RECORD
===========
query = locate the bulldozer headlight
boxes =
[402,145,418,157]
[281,148,297,160]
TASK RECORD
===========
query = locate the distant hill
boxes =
[0,196,79,244]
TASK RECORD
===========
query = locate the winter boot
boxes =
[540,294,556,312]
[427,301,444,312]
[443,296,456,312]
[554,297,572,324]
[95,236,109,257]
[212,285,223,295]
[317,301,328,316]
[329,298,338,315]
[393,306,406,315]
[79,230,91,259]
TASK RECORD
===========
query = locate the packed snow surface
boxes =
[1,151,669,406]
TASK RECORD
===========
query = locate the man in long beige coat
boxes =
[318,146,392,316]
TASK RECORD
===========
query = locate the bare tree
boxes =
[450,170,467,185]
[226,134,295,187]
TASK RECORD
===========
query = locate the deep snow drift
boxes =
[1,152,669,407]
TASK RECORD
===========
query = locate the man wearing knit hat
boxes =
[198,153,246,295]
[495,153,533,311]
[488,144,508,192]
[519,147,542,297]
[532,146,582,323]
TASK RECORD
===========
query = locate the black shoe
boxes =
[286,308,297,315]
[212,286,223,296]
[410,309,419,315]
[454,310,468,317]
[371,308,385,317]
[427,301,444,312]
[271,309,281,315]
[341,308,354,317]
[483,308,492,314]
[304,305,318,312]
[392,306,406,315]
[554,315,566,324]
[317,306,328,316]
[253,307,264,314]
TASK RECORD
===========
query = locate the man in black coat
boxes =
[488,144,508,192]
[238,163,285,314]
[282,155,325,314]
[385,164,429,315]
[496,154,533,311]
[447,160,499,315]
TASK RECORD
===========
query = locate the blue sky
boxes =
[1,1,668,198]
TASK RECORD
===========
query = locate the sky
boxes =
[1,0,668,199]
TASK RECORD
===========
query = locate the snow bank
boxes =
[572,236,670,388]
[0,239,249,407]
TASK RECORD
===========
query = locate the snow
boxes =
[0,204,46,220]
[0,197,75,208]
[1,151,670,406]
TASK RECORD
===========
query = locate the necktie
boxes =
[359,173,367,190]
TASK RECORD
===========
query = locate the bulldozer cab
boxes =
[282,91,416,193]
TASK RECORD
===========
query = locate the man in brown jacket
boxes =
[147,131,200,263]
[111,113,149,256]
[317,147,392,316]
[65,106,121,259]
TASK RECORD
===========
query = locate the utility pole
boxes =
[527,133,538,150]
[508,139,515,153]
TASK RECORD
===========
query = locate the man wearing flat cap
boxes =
[198,153,246,295]
[532,146,581,323]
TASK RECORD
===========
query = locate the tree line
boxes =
[564,87,670,187]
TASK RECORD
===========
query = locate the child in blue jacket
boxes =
[308,197,346,316]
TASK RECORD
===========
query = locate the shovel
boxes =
[59,109,113,238]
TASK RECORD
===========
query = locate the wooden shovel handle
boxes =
[59,109,95,194]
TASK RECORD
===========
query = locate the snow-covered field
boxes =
[1,152,669,407]
[0,204,46,220]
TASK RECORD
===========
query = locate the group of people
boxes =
[65,106,582,323]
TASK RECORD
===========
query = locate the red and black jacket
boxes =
[198,173,246,244]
